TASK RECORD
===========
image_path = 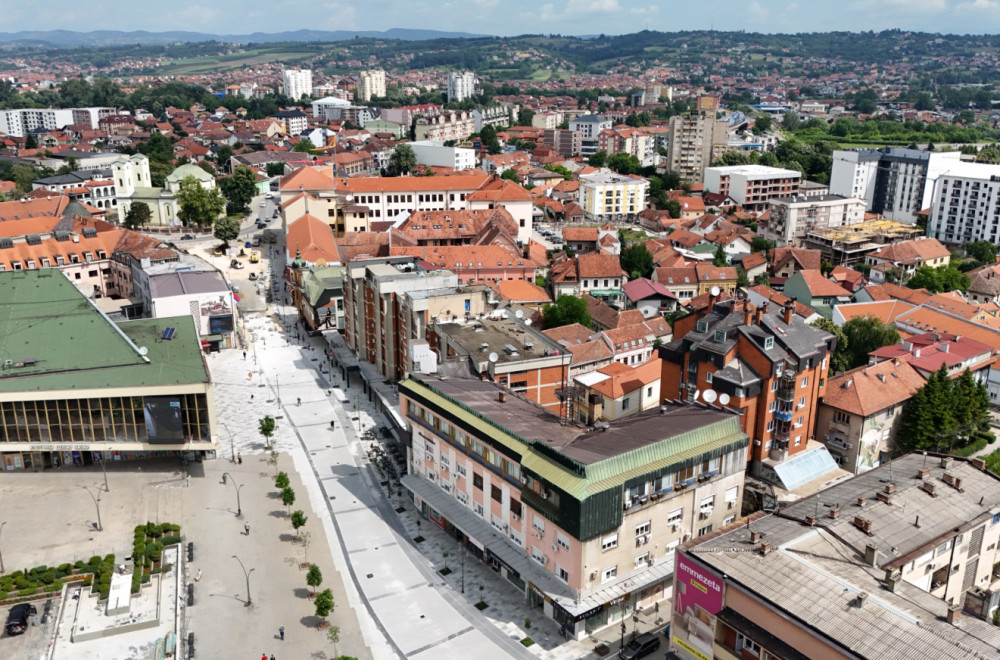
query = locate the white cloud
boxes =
[540,2,557,20]
[748,1,769,20]
[881,0,947,10]
[958,0,998,9]
[565,0,621,13]
[629,4,660,14]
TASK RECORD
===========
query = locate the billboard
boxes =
[143,396,185,442]
[697,95,720,112]
[671,553,724,660]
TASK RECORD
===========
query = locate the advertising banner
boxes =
[671,553,724,660]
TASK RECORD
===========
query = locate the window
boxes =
[456,464,467,477]
[602,533,619,551]
[531,546,547,565]
[798,397,806,409]
[556,533,570,551]
[725,486,739,505]
[491,514,505,532]
[510,499,522,519]
[667,508,683,525]
[794,416,803,428]
[634,552,650,569]
[794,436,802,447]
[602,565,618,582]
[771,380,778,392]
[769,401,776,413]
[834,411,850,424]
[887,405,897,418]
[635,520,651,536]
[457,490,468,504]
[473,473,483,490]
[491,485,502,502]
[622,397,631,411]
[474,502,484,517]
[533,516,545,533]
[764,337,774,349]
[724,515,736,525]
[735,633,761,656]
[801,376,808,388]
[705,371,713,384]
[698,524,713,536]
[766,420,775,432]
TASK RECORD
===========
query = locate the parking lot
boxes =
[2,600,53,658]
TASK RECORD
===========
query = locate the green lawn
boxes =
[157,49,316,75]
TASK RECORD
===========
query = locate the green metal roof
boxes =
[301,266,343,307]
[0,270,209,393]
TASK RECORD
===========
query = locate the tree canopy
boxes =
[897,366,991,453]
[213,216,240,248]
[840,315,901,371]
[542,295,591,330]
[387,144,417,177]
[620,243,653,279]
[218,165,257,215]
[905,264,970,293]
[123,201,152,229]
[176,176,225,228]
[811,318,850,374]
[966,240,997,264]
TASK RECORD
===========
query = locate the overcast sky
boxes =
[3,0,1000,36]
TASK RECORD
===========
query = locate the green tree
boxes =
[897,386,937,452]
[275,471,290,489]
[781,111,801,132]
[24,134,37,149]
[479,125,501,155]
[176,176,225,228]
[213,216,240,248]
[387,144,417,177]
[620,243,653,279]
[544,164,573,180]
[292,138,315,153]
[542,295,591,330]
[291,510,308,539]
[281,486,296,516]
[314,588,335,622]
[259,415,276,450]
[265,162,285,177]
[713,244,728,267]
[751,237,776,253]
[123,201,152,229]
[326,626,341,659]
[906,264,971,293]
[841,315,900,371]
[306,563,323,595]
[500,169,519,182]
[754,114,772,132]
[664,199,682,219]
[811,318,850,374]
[214,145,233,169]
[137,132,174,164]
[966,241,997,264]
[517,109,534,126]
[606,153,640,174]
[587,151,607,168]
[219,165,257,214]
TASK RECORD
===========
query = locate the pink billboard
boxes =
[671,553,724,660]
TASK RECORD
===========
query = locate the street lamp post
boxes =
[222,423,236,463]
[223,474,244,517]
[98,449,109,492]
[0,521,6,573]
[81,486,103,531]
[232,555,255,606]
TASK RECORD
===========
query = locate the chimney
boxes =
[498,391,506,403]
[744,304,753,327]
[754,301,765,325]
[782,301,794,325]
[972,457,986,470]
[749,530,761,543]
[759,541,772,555]
[947,602,962,624]
[864,543,879,567]
[829,507,840,519]
[885,569,901,593]
[940,456,953,469]
[855,592,869,609]
[917,467,930,479]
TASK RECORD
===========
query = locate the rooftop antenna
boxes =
[922,451,928,468]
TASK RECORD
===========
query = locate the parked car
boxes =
[180,234,195,240]
[618,632,660,660]
[6,603,37,635]
[230,259,244,269]
[249,272,258,281]
[260,201,266,207]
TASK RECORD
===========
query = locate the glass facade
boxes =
[0,393,212,470]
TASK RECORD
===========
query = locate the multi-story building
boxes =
[659,297,836,485]
[273,109,308,136]
[310,96,351,120]
[703,165,801,211]
[550,253,626,306]
[816,358,926,473]
[864,236,951,284]
[0,107,113,137]
[356,69,386,102]
[927,160,1000,245]
[0,269,217,471]
[665,113,730,182]
[471,106,511,133]
[571,358,662,423]
[803,218,925,267]
[414,110,476,142]
[762,194,867,247]
[541,128,582,158]
[830,147,962,224]
[446,71,479,102]
[339,170,491,221]
[282,69,313,100]
[578,170,649,222]
[407,140,477,171]
[670,453,1000,660]
[597,127,656,166]
[343,257,460,380]
[569,115,612,157]
[399,376,749,637]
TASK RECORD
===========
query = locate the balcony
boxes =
[776,385,795,402]
[774,408,793,423]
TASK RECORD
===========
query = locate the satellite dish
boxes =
[138,346,148,356]
[719,393,730,405]
[693,390,700,400]
[710,286,721,297]
[488,352,498,363]
[703,389,718,404]
[524,318,532,326]
[515,309,524,319]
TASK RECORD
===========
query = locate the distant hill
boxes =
[0,28,487,47]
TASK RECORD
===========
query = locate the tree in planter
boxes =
[259,415,276,450]
[306,563,323,595]
[327,625,341,659]
[314,588,335,625]
[442,550,449,572]
[213,215,240,249]
[281,486,296,516]
[275,471,290,490]
[291,510,308,539]
[300,531,312,566]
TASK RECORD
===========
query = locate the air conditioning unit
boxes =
[541,492,549,500]
[624,501,633,510]
[671,523,680,532]
[590,571,598,581]
[727,501,736,509]
[535,531,544,539]
[700,510,712,520]
[511,512,520,521]
[552,544,560,552]
[647,556,656,567]
[928,562,937,569]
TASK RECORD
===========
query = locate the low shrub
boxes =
[162,535,182,546]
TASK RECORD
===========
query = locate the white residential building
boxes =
[928,160,1000,245]
[0,107,113,137]
[282,69,313,100]
[357,69,386,102]
[408,140,477,171]
[830,147,962,224]
[579,169,649,222]
[569,115,612,157]
[704,165,801,211]
[764,194,867,247]
[446,71,478,102]
[311,96,351,119]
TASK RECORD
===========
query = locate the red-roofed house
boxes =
[865,237,951,285]
[869,332,994,379]
[784,269,854,316]
[572,358,662,423]
[623,277,678,317]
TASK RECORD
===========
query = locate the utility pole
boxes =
[81,486,103,531]
[232,555,255,606]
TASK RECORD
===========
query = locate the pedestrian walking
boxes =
[251,393,254,401]
[243,350,247,360]
[271,655,276,660]
[279,626,284,640]
[245,522,251,536]
[262,654,267,660]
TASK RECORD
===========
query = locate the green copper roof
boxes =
[0,270,209,393]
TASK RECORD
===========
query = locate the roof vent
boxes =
[25,234,42,245]
[922,481,938,497]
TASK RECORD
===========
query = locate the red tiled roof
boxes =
[822,359,926,416]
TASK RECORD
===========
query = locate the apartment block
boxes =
[414,110,476,142]
[578,170,649,222]
[704,165,801,211]
[541,128,582,157]
[356,69,386,102]
[446,71,479,102]
[569,115,612,157]
[407,140,477,171]
[830,147,961,224]
[0,107,113,137]
[282,69,313,100]
[671,454,1000,660]
[927,160,1000,245]
[659,297,836,486]
[399,377,748,637]
[763,194,867,247]
[665,113,730,183]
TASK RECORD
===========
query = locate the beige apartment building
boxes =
[763,193,867,247]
